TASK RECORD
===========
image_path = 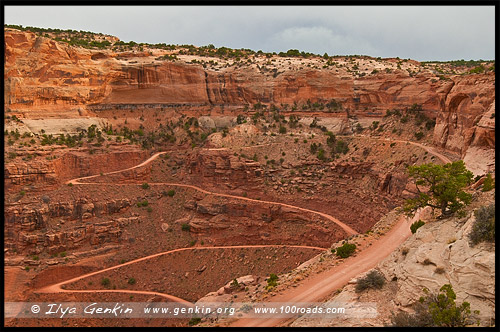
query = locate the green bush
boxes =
[390,284,479,327]
[317,148,326,161]
[468,204,495,246]
[181,223,191,231]
[414,131,424,140]
[266,273,279,289]
[335,242,356,258]
[167,189,176,197]
[355,270,386,293]
[101,278,111,287]
[142,183,150,189]
[482,173,495,191]
[410,220,425,234]
[188,317,201,326]
[137,200,149,207]
[230,278,240,289]
[128,278,136,285]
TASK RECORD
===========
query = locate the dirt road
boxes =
[36,245,326,305]
[52,137,454,326]
[227,214,413,327]
[68,153,359,237]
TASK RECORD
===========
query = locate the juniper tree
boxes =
[404,161,473,217]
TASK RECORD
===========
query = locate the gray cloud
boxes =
[4,5,495,61]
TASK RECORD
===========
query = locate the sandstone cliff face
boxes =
[181,196,348,247]
[187,149,263,190]
[5,29,494,157]
[4,198,134,254]
[4,149,149,190]
[433,75,496,155]
[378,199,495,326]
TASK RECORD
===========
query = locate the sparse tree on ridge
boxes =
[404,161,474,217]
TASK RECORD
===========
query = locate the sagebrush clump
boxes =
[335,242,356,258]
[355,270,386,293]
[468,204,495,246]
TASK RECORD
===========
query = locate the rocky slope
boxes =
[4,28,495,166]
[291,189,495,327]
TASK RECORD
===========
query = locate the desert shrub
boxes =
[41,195,51,203]
[355,270,386,293]
[355,123,363,133]
[468,204,495,246]
[101,278,111,287]
[335,140,349,154]
[390,301,433,327]
[410,220,425,234]
[188,317,201,326]
[181,223,191,231]
[317,148,326,161]
[230,278,240,289]
[425,119,436,130]
[482,173,495,191]
[128,278,136,285]
[236,114,245,124]
[401,247,409,256]
[137,200,149,207]
[390,284,479,327]
[434,267,445,274]
[310,143,319,154]
[167,189,176,197]
[141,183,150,189]
[422,258,433,266]
[414,131,424,140]
[335,242,356,258]
[266,273,279,289]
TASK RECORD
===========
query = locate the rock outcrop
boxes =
[378,203,495,325]
[187,149,263,190]
[4,198,134,254]
[180,196,348,247]
[4,149,149,190]
[292,191,495,327]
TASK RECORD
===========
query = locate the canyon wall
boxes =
[4,28,495,157]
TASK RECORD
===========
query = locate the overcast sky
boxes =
[4,5,495,61]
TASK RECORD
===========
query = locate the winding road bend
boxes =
[36,245,327,306]
[67,152,359,236]
[45,136,455,326]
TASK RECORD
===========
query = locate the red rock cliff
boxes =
[4,29,495,156]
